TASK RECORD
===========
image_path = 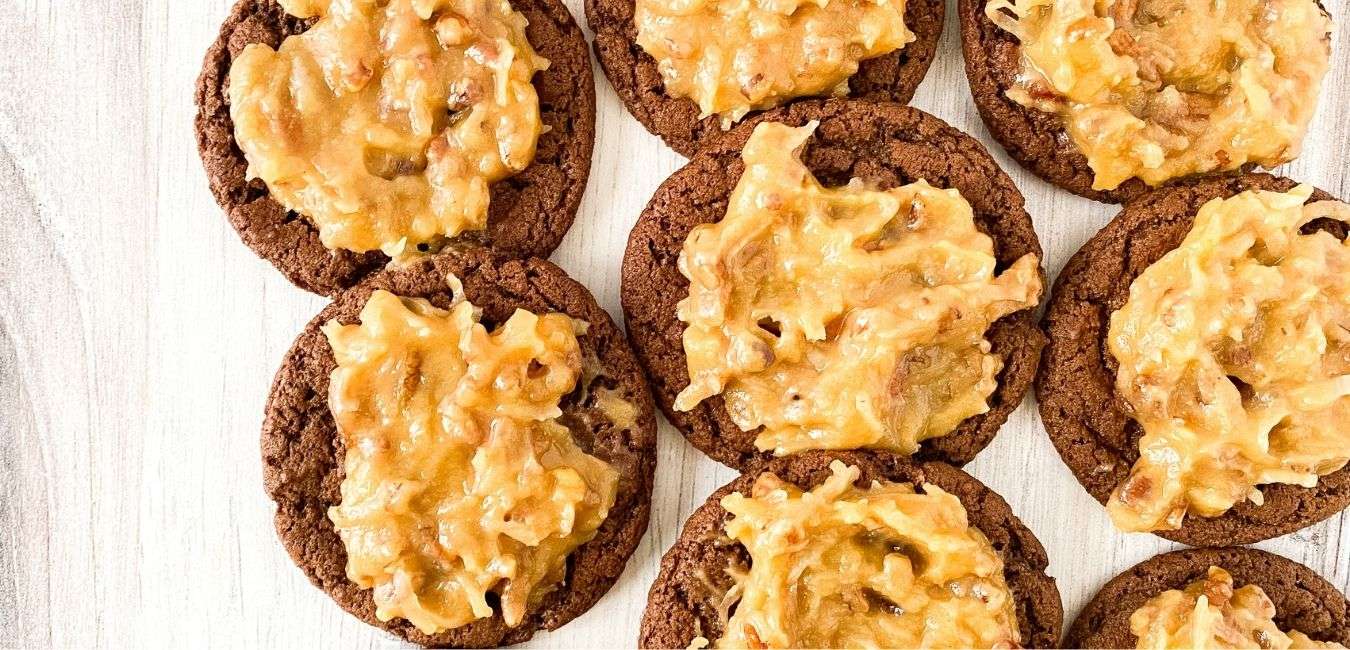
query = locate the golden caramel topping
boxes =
[711,461,1020,649]
[1107,187,1350,532]
[322,286,618,634]
[1130,566,1345,649]
[986,0,1331,190]
[595,387,639,431]
[230,0,548,257]
[674,122,1042,456]
[634,0,913,125]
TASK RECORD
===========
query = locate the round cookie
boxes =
[1066,548,1350,648]
[621,99,1047,471]
[956,0,1331,203]
[1038,173,1350,546]
[639,450,1064,649]
[195,0,596,296]
[261,248,657,647]
[586,0,943,158]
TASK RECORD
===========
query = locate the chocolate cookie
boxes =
[956,0,1317,203]
[586,0,943,158]
[621,99,1046,471]
[195,0,596,296]
[1038,173,1350,546]
[1066,547,1350,648]
[639,450,1063,649]
[261,248,657,647]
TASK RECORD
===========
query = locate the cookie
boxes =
[621,99,1046,471]
[195,0,596,296]
[586,0,943,158]
[638,450,1063,648]
[1038,173,1350,546]
[261,248,657,647]
[1066,547,1350,648]
[958,0,1326,203]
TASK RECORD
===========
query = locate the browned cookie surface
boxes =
[262,249,656,647]
[1038,173,1350,546]
[195,0,595,296]
[621,99,1046,471]
[638,450,1063,649]
[1066,547,1350,648]
[585,0,942,157]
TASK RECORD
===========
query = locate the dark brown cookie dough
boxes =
[955,0,1309,203]
[586,0,943,158]
[261,248,657,647]
[1038,173,1350,547]
[195,0,596,296]
[1066,547,1350,648]
[621,100,1046,471]
[639,450,1063,649]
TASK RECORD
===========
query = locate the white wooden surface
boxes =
[0,0,1347,646]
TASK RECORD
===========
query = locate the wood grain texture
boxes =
[0,0,1346,647]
